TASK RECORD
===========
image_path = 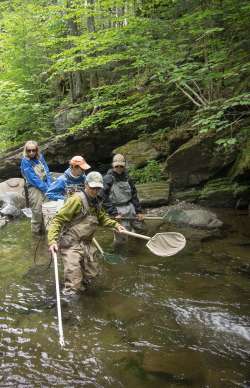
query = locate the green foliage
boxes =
[0,0,249,151]
[0,1,56,149]
[216,137,237,148]
[0,80,53,145]
[129,160,163,184]
[193,93,250,135]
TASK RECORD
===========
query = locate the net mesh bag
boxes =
[146,232,186,257]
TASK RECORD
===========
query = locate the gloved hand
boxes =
[49,243,58,254]
[115,224,127,233]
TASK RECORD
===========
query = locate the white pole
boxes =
[52,251,65,347]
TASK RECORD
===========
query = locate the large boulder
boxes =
[167,123,194,154]
[167,132,238,190]
[0,178,26,217]
[230,138,250,182]
[113,134,167,169]
[163,202,223,229]
[0,177,25,195]
[199,178,250,208]
[173,178,250,208]
[113,124,194,170]
[137,181,169,207]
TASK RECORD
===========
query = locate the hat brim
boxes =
[88,182,103,189]
[112,162,126,167]
[78,162,91,170]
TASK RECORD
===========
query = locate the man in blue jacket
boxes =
[21,140,52,234]
[46,155,90,201]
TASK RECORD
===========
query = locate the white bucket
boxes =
[42,200,64,229]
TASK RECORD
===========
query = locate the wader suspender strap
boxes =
[77,191,90,214]
[60,192,90,239]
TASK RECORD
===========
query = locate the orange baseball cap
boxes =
[69,155,90,170]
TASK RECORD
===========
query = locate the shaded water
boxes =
[0,210,249,387]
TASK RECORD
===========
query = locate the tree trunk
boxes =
[86,0,99,89]
[66,0,89,102]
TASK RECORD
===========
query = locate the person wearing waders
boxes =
[48,171,126,297]
[102,154,144,246]
[20,140,52,234]
[46,155,90,201]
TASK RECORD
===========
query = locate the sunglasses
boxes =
[114,165,125,168]
[27,149,37,153]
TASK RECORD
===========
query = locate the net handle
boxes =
[121,216,163,221]
[121,230,150,241]
[93,237,104,256]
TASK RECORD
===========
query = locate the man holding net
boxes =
[48,171,126,297]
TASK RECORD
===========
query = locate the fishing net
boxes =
[146,232,186,257]
[100,251,125,265]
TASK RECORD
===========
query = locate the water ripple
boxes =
[163,298,250,358]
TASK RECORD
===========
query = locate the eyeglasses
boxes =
[27,149,37,153]
[114,165,125,168]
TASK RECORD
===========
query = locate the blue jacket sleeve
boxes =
[46,176,66,201]
[40,154,52,186]
[21,158,48,193]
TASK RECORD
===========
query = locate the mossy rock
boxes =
[230,137,250,180]
[167,123,194,154]
[199,178,250,208]
[137,181,169,207]
[173,188,200,203]
[114,134,168,169]
[172,178,250,208]
[167,132,238,190]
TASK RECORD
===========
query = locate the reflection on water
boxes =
[0,211,249,387]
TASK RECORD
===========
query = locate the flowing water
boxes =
[0,210,249,387]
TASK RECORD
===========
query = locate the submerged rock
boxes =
[142,349,206,385]
[105,294,143,322]
[163,202,223,229]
